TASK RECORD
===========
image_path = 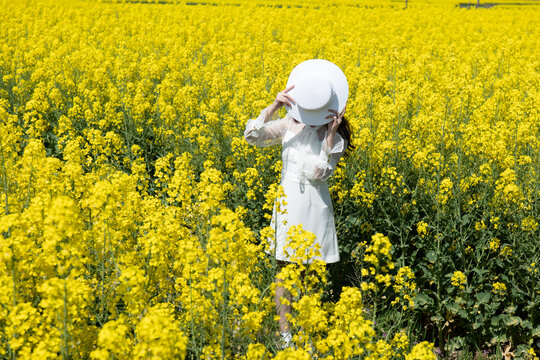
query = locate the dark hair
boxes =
[337,116,354,157]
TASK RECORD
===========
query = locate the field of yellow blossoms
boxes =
[1,0,539,358]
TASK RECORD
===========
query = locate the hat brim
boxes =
[284,59,348,126]
[286,92,340,127]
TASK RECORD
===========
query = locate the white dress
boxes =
[244,106,347,264]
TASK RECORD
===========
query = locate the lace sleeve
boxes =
[302,132,347,181]
[244,106,288,147]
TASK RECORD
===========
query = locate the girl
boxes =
[244,59,352,348]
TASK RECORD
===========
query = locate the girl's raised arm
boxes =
[244,85,295,147]
[244,106,289,147]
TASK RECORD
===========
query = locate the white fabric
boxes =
[280,331,293,349]
[244,106,347,264]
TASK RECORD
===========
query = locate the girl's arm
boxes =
[244,85,295,147]
[302,106,347,180]
[244,106,289,147]
[302,131,347,181]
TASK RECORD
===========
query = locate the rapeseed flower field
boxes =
[0,0,539,358]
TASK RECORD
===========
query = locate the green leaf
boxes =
[418,264,436,282]
[472,268,488,282]
[487,301,501,312]
[491,334,508,344]
[426,250,437,263]
[526,299,540,311]
[475,291,491,305]
[505,316,522,326]
[414,293,434,308]
[446,302,460,314]
[532,327,540,337]
[457,309,468,319]
[491,314,504,327]
[473,321,484,330]
[521,320,532,330]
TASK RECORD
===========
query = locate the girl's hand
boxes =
[324,105,346,149]
[265,85,295,122]
[325,105,346,134]
[271,85,295,110]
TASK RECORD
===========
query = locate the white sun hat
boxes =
[284,59,349,126]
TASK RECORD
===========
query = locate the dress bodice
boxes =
[244,106,347,183]
[281,124,325,183]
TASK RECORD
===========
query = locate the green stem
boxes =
[99,222,107,325]
[371,291,377,327]
[24,165,33,210]
[2,136,15,357]
[188,265,200,360]
[220,236,229,360]
[386,307,404,340]
[11,249,16,308]
[62,281,70,359]
[221,267,227,360]
[0,140,9,215]
[435,100,448,349]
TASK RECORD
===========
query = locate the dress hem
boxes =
[265,249,340,264]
